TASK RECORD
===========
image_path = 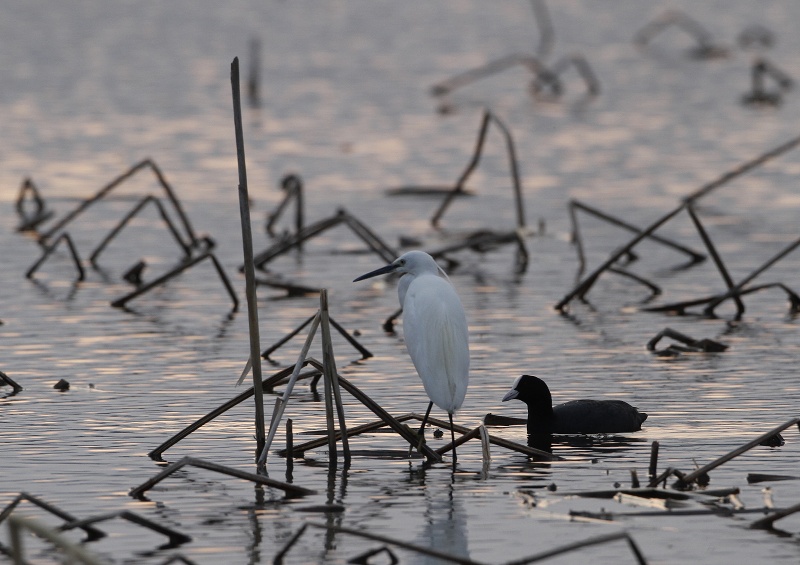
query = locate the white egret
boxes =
[502,375,648,435]
[354,250,469,463]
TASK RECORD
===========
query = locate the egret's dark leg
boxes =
[449,412,457,467]
[410,401,434,455]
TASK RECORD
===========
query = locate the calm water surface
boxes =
[2,1,800,563]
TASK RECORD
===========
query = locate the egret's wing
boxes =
[403,275,469,413]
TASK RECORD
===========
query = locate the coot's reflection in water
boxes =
[528,433,649,457]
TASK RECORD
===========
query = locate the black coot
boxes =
[502,375,647,435]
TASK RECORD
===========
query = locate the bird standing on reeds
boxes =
[354,250,470,464]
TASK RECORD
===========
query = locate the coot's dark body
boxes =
[502,375,647,435]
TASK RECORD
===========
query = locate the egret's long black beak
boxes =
[353,263,397,282]
[501,388,519,402]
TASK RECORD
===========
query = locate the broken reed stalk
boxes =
[685,204,745,316]
[258,313,321,465]
[430,53,550,97]
[568,199,705,276]
[503,531,647,565]
[60,510,191,547]
[0,371,23,394]
[8,515,107,565]
[277,413,417,458]
[750,501,800,530]
[0,492,105,541]
[342,213,398,263]
[253,214,343,268]
[265,174,304,238]
[26,232,85,281]
[232,56,266,464]
[286,418,294,479]
[421,414,558,461]
[129,456,314,499]
[89,195,191,266]
[704,234,800,315]
[530,0,555,58]
[431,110,526,230]
[150,364,319,460]
[110,252,238,311]
[39,159,199,248]
[306,366,443,463]
[556,133,800,311]
[676,417,800,488]
[319,290,351,465]
[648,441,660,479]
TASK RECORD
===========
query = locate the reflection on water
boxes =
[416,479,470,565]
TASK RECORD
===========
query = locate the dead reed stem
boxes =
[110,252,238,311]
[129,456,314,499]
[556,133,800,311]
[676,417,800,488]
[89,195,190,266]
[319,290,351,465]
[258,313,321,465]
[26,232,85,281]
[231,56,266,463]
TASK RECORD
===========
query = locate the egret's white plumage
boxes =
[354,250,470,419]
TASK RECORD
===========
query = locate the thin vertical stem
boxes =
[320,290,350,465]
[232,57,265,464]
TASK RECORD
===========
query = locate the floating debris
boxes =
[53,379,70,391]
[647,328,728,356]
[122,260,146,285]
[633,9,728,59]
[747,473,798,484]
[750,501,800,531]
[742,57,793,107]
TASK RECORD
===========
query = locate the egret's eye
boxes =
[398,259,406,266]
